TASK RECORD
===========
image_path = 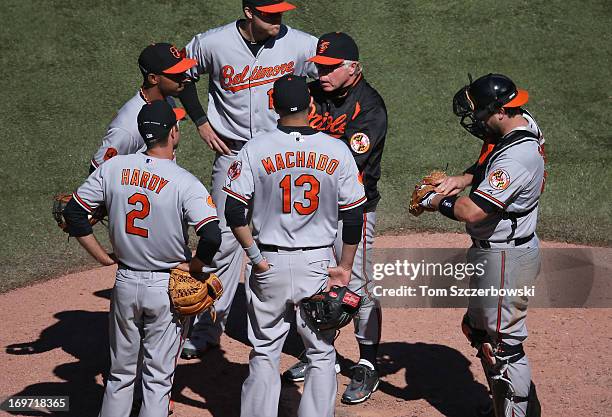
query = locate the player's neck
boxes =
[499,115,529,136]
[140,86,165,104]
[239,20,270,43]
[278,114,309,127]
[145,146,174,160]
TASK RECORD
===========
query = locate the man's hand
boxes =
[435,174,473,196]
[198,122,231,155]
[253,258,270,274]
[327,265,351,290]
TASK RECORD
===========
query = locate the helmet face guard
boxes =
[453,85,488,140]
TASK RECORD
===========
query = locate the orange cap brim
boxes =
[256,2,296,13]
[163,58,197,74]
[173,108,187,121]
[308,55,344,65]
[504,89,529,108]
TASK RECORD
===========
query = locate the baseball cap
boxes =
[137,100,187,143]
[243,0,296,13]
[308,32,359,66]
[138,43,197,76]
[272,74,310,113]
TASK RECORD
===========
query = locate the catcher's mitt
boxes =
[301,285,361,332]
[168,269,223,317]
[409,170,447,217]
[52,193,107,233]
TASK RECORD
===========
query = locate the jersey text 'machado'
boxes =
[260,152,339,176]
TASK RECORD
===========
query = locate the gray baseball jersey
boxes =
[91,91,175,170]
[222,127,366,247]
[74,152,218,270]
[467,111,545,241]
[184,22,318,142]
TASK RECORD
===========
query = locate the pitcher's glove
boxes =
[301,285,361,332]
[52,193,107,232]
[168,269,223,317]
[409,170,447,216]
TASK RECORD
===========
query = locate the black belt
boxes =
[472,233,535,249]
[258,244,330,252]
[118,263,171,273]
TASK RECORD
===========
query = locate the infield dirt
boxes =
[1,233,610,417]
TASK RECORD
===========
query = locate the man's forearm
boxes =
[338,243,358,270]
[76,234,116,266]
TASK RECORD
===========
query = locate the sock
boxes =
[358,343,378,370]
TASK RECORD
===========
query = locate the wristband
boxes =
[420,191,438,209]
[439,196,458,220]
[244,242,264,265]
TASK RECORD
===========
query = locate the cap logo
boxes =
[318,40,330,54]
[290,106,297,111]
[169,46,181,59]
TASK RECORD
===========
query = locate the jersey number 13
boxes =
[279,174,320,215]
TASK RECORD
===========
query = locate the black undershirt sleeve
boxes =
[63,198,93,237]
[195,220,222,265]
[464,162,478,176]
[469,193,499,214]
[178,82,208,127]
[341,205,364,245]
[225,195,248,228]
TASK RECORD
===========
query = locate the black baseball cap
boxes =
[138,43,197,76]
[272,74,310,113]
[308,32,359,66]
[137,100,187,143]
[243,0,296,13]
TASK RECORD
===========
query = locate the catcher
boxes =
[63,100,222,417]
[410,73,545,417]
[223,75,365,417]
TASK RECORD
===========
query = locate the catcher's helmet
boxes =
[453,73,528,139]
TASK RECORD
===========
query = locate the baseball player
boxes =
[223,74,365,417]
[415,73,545,417]
[177,0,318,359]
[283,32,388,405]
[64,100,222,417]
[89,42,195,173]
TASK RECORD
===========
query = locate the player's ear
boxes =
[147,73,160,87]
[244,5,254,20]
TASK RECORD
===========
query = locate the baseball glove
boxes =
[301,285,361,332]
[168,269,223,317]
[409,170,447,217]
[52,193,107,233]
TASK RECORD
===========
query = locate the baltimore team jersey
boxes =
[184,22,318,142]
[74,153,218,270]
[467,111,546,241]
[308,75,387,211]
[222,126,365,248]
[90,92,176,171]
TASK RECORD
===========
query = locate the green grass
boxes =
[1,0,610,292]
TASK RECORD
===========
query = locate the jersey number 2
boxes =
[279,174,320,215]
[126,193,150,238]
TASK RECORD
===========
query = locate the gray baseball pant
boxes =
[241,247,337,417]
[191,151,250,346]
[99,268,184,417]
[466,242,541,417]
[336,211,381,345]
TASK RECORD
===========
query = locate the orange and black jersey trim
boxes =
[308,77,387,212]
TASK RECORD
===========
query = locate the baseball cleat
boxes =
[180,337,219,360]
[283,357,341,382]
[341,364,379,404]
